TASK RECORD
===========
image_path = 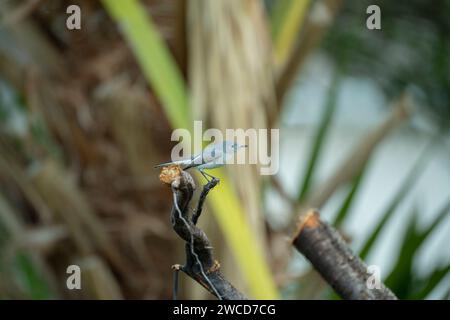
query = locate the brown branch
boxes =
[159,165,246,300]
[292,210,397,300]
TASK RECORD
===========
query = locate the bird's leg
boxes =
[199,169,211,183]
[200,170,220,184]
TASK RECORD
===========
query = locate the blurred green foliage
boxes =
[323,0,450,127]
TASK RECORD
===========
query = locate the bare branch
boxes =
[292,210,397,300]
[160,165,246,300]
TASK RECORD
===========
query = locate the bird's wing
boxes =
[159,142,227,170]
[201,143,225,163]
[183,144,224,169]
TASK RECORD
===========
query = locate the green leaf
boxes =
[0,194,53,299]
[101,0,191,130]
[417,198,450,243]
[297,73,340,202]
[385,199,450,298]
[14,252,53,299]
[270,0,311,67]
[409,264,450,299]
[442,287,450,300]
[332,161,369,228]
[384,208,420,297]
[358,142,433,260]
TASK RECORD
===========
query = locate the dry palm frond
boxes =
[0,0,185,299]
[188,0,276,296]
[0,193,59,298]
[78,255,123,299]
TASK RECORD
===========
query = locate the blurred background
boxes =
[0,0,448,299]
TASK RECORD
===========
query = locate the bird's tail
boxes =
[154,161,176,168]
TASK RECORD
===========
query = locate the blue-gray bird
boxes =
[155,141,247,181]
